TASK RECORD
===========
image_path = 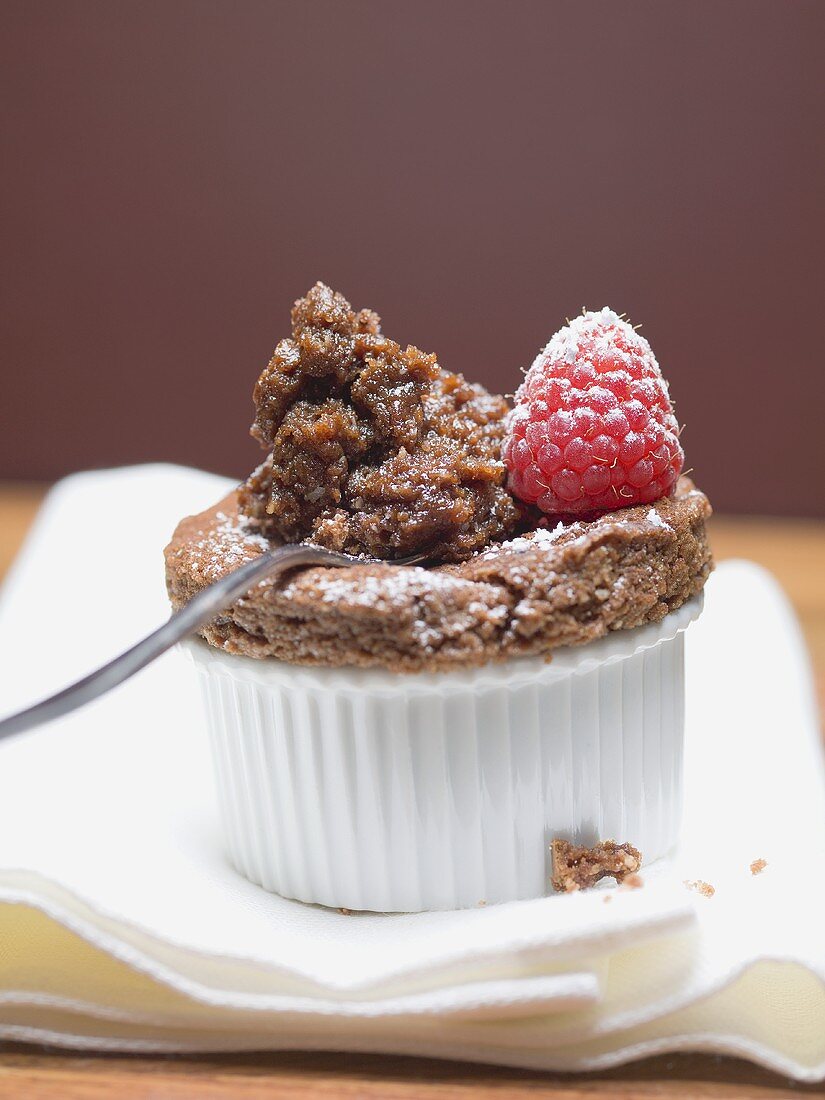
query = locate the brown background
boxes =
[1,0,823,516]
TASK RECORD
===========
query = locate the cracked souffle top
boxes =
[166,479,710,671]
[165,285,712,673]
[238,282,522,562]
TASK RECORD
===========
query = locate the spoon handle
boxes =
[0,543,378,740]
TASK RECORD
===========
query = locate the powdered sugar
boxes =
[481,522,568,559]
[411,595,509,651]
[526,307,653,381]
[477,503,674,571]
[646,508,672,531]
[186,510,271,582]
[283,565,477,610]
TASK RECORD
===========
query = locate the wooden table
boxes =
[1,484,823,1099]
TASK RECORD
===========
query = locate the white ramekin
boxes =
[182,595,702,912]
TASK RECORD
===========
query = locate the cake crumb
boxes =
[477,900,487,907]
[551,838,642,894]
[750,858,768,876]
[684,879,715,898]
[602,894,613,904]
[338,907,352,915]
[620,872,644,891]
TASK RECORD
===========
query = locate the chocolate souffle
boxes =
[165,284,712,672]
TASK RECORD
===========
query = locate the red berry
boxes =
[505,308,683,516]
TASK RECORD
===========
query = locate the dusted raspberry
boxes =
[504,308,684,516]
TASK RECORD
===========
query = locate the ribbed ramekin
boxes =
[182,595,702,912]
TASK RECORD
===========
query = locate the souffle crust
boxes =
[165,476,712,673]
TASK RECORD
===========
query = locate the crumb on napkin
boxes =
[684,879,715,898]
[750,858,768,876]
[620,871,644,891]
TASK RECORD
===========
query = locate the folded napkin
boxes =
[0,466,823,1079]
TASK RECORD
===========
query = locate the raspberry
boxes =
[504,309,683,516]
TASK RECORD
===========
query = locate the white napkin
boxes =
[0,465,823,1079]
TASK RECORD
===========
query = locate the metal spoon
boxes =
[0,543,429,741]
